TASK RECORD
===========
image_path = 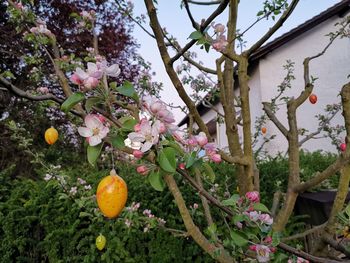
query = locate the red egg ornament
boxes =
[340,143,347,152]
[261,127,267,134]
[309,94,317,104]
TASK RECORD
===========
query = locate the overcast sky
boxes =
[131,0,341,122]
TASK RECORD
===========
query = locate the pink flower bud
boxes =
[340,143,347,152]
[264,236,272,244]
[249,245,257,251]
[245,191,260,203]
[187,137,197,146]
[270,247,276,253]
[84,77,99,89]
[210,153,221,163]
[157,122,167,134]
[70,73,83,85]
[195,132,208,147]
[133,150,144,159]
[193,203,199,209]
[178,163,185,170]
[136,165,148,176]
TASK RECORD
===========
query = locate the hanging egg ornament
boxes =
[340,143,347,152]
[95,234,106,251]
[261,127,267,134]
[45,127,59,145]
[96,169,128,218]
[309,94,317,104]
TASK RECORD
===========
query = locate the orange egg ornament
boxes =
[261,127,267,134]
[45,127,59,145]
[96,169,127,219]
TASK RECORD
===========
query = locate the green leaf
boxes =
[185,152,197,168]
[232,214,248,224]
[230,230,248,247]
[158,147,176,173]
[85,97,102,112]
[116,81,139,102]
[253,203,270,213]
[188,30,203,40]
[61,92,84,112]
[120,116,137,131]
[203,162,215,183]
[148,170,165,191]
[222,194,240,206]
[111,134,125,149]
[272,232,281,247]
[87,143,103,166]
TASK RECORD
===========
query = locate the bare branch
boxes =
[246,0,299,56]
[282,223,326,242]
[187,0,222,5]
[170,0,230,64]
[183,0,199,29]
[262,102,289,138]
[278,242,342,263]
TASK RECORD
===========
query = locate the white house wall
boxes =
[256,14,350,155]
[198,13,350,156]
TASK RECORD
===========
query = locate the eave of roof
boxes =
[178,0,350,127]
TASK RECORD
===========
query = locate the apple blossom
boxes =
[212,34,228,52]
[178,163,185,170]
[30,24,53,37]
[78,114,109,146]
[195,132,208,147]
[264,236,272,244]
[210,153,222,163]
[255,245,271,263]
[245,191,260,203]
[212,23,225,34]
[37,86,49,94]
[128,120,159,152]
[259,213,273,225]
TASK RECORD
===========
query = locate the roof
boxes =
[178,0,350,127]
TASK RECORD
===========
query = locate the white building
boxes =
[179,0,350,156]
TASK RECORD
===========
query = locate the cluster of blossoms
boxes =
[78,114,109,146]
[29,19,53,38]
[70,60,120,90]
[124,202,166,233]
[227,191,276,262]
[128,95,177,154]
[211,23,228,52]
[178,131,221,163]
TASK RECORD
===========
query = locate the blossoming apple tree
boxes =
[2,0,350,262]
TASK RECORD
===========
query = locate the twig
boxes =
[282,223,326,242]
[262,102,289,138]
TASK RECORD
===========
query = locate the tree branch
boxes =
[163,174,234,263]
[170,0,230,64]
[262,102,289,138]
[246,0,299,56]
[188,0,222,5]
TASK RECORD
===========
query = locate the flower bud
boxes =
[210,153,221,163]
[136,165,148,176]
[133,150,144,159]
[245,191,260,203]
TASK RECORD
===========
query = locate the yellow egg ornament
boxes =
[96,169,128,218]
[45,126,59,145]
[95,234,106,251]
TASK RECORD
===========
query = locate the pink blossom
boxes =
[142,95,175,124]
[246,211,260,222]
[78,114,109,146]
[255,245,271,263]
[30,24,53,37]
[259,213,273,225]
[70,73,84,85]
[210,153,221,163]
[73,62,103,89]
[245,191,260,203]
[193,203,199,209]
[154,120,167,134]
[187,136,197,146]
[195,132,208,147]
[37,86,49,94]
[212,23,226,34]
[136,165,148,176]
[297,257,309,263]
[128,120,159,152]
[84,76,99,90]
[133,150,144,159]
[212,35,228,52]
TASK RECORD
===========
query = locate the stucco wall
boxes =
[199,12,350,156]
